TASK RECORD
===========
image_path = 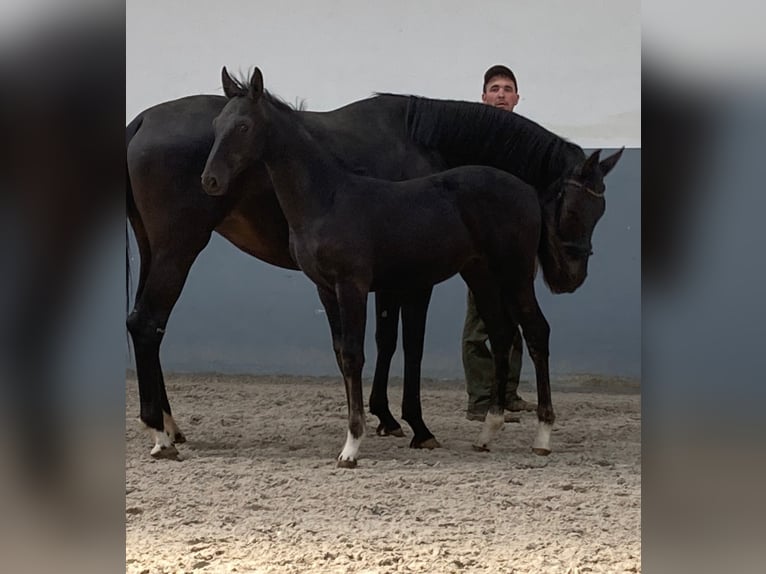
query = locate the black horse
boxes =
[127,72,621,459]
[201,68,622,467]
[127,96,442,458]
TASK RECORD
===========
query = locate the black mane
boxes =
[229,72,300,112]
[376,93,584,191]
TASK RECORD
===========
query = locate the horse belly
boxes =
[370,230,472,290]
[216,211,296,269]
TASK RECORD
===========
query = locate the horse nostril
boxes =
[202,174,218,191]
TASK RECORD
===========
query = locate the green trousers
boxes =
[462,289,523,412]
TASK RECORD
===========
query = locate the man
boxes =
[463,64,537,422]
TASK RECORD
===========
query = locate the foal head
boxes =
[202,67,272,196]
[543,147,624,293]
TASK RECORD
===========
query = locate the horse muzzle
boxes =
[201,172,225,196]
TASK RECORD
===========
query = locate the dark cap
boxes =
[483,65,518,92]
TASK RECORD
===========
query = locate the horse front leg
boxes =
[400,287,440,449]
[316,285,344,372]
[330,281,369,468]
[368,291,404,437]
[513,285,554,455]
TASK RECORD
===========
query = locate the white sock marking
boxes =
[534,421,553,452]
[474,411,505,449]
[163,412,181,438]
[150,429,173,456]
[338,430,363,462]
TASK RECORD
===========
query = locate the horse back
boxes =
[128,95,226,161]
[302,96,445,181]
[438,166,542,265]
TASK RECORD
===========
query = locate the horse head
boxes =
[202,67,268,196]
[541,147,624,293]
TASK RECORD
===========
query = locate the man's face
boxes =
[482,75,519,111]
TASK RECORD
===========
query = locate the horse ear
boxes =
[599,147,625,177]
[249,67,264,100]
[581,149,602,177]
[221,66,240,99]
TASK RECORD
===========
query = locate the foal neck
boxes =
[261,104,346,229]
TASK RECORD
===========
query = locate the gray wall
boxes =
[127,1,640,149]
[130,149,640,379]
[127,2,641,379]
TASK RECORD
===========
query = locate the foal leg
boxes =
[461,269,512,451]
[400,287,440,449]
[334,281,370,468]
[316,285,344,372]
[511,285,554,455]
[368,291,405,437]
[318,282,369,467]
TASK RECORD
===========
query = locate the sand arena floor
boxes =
[126,373,640,573]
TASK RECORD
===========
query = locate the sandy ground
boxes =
[126,374,640,574]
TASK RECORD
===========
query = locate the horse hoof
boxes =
[531,447,552,456]
[150,444,180,460]
[336,458,358,469]
[173,431,187,444]
[411,437,441,450]
[472,443,490,452]
[376,423,405,437]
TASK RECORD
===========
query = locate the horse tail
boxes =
[125,113,146,354]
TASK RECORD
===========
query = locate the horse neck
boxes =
[520,137,583,194]
[262,106,346,230]
[408,96,586,192]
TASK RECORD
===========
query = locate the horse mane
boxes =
[229,72,304,112]
[375,93,585,191]
[373,93,588,293]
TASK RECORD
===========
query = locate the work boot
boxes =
[465,408,520,424]
[506,396,537,412]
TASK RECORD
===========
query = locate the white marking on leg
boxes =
[338,430,363,463]
[533,421,553,453]
[150,429,173,456]
[163,412,178,435]
[473,411,505,451]
[163,411,185,442]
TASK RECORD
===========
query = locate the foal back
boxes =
[303,165,541,291]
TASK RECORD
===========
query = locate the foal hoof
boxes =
[336,458,358,469]
[531,447,552,456]
[376,423,405,437]
[411,437,441,450]
[472,443,490,452]
[150,444,180,460]
[172,431,187,444]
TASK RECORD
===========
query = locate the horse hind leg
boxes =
[128,242,211,459]
[128,304,178,460]
[163,410,186,444]
[473,327,512,452]
[368,291,405,437]
[460,268,512,452]
[511,285,554,455]
[400,287,440,449]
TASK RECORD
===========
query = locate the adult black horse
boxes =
[127,74,621,459]
[201,67,621,467]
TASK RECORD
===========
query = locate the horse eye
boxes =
[238,123,249,132]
